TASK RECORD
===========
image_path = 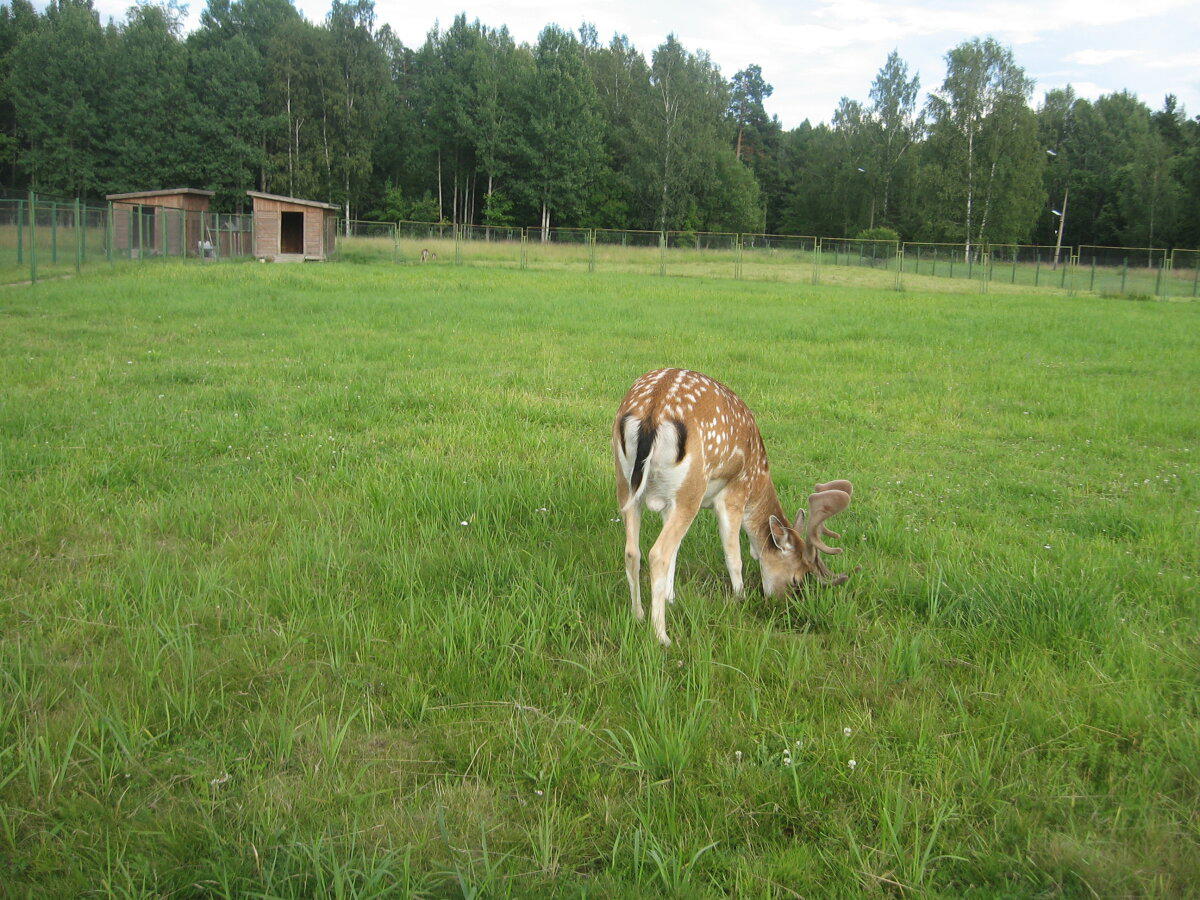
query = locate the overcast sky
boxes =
[88,0,1199,127]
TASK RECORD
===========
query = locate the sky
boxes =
[85,0,1200,127]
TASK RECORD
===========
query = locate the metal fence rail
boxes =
[2,191,1195,301]
[0,193,255,284]
[328,221,1200,301]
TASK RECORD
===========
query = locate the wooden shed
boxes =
[106,188,213,258]
[248,191,338,261]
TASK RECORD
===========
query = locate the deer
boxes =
[613,368,855,646]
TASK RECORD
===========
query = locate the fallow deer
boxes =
[613,368,855,645]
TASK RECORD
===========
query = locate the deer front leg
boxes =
[647,491,702,647]
[713,489,746,596]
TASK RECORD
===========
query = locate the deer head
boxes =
[762,480,855,594]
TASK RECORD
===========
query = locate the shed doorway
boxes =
[280,211,304,254]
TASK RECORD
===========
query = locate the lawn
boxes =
[1,262,1198,895]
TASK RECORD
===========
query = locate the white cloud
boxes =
[1065,49,1139,66]
[59,0,1200,123]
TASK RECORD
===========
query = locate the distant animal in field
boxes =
[613,368,855,645]
[420,249,438,262]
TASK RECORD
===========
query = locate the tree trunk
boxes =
[964,126,974,262]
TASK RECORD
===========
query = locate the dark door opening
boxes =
[280,211,304,254]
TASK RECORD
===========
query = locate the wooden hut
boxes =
[106,188,213,258]
[247,191,338,261]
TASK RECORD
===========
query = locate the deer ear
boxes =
[768,515,794,552]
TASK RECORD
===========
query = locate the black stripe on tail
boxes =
[630,422,656,492]
[673,421,687,463]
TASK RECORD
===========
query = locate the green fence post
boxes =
[658,231,666,277]
[74,198,82,273]
[1154,258,1164,298]
[735,235,743,281]
[1120,258,1127,294]
[1011,252,1017,283]
[588,228,596,273]
[813,237,821,284]
[50,201,57,264]
[28,190,37,283]
[967,250,973,280]
[16,198,23,265]
[454,225,462,265]
[1089,257,1095,292]
[393,221,399,263]
[949,254,954,279]
[137,206,144,262]
[1192,260,1199,298]
[520,229,527,270]
[895,244,903,291]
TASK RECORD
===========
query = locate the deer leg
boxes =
[713,490,746,596]
[623,502,643,621]
[615,458,643,622]
[647,491,702,647]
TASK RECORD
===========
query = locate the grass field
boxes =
[2,262,1198,895]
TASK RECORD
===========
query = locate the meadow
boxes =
[1,261,1198,896]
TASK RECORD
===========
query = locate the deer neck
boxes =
[744,471,789,558]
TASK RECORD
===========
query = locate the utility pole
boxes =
[1052,186,1068,270]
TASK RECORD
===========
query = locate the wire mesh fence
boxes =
[0,193,258,284]
[1076,245,1170,298]
[1167,250,1200,299]
[2,192,1196,300]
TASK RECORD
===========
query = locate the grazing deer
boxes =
[421,248,431,262]
[613,368,855,645]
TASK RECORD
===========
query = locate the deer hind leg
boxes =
[616,458,643,621]
[713,488,747,596]
[647,482,703,647]
[623,502,643,622]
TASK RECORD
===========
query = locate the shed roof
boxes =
[247,191,339,211]
[106,188,215,201]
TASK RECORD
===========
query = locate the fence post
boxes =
[50,201,57,264]
[735,235,743,280]
[895,244,903,291]
[393,221,399,264]
[1089,257,1096,292]
[74,198,82,273]
[454,224,462,266]
[1120,258,1127,294]
[658,231,666,277]
[812,237,821,285]
[106,204,113,264]
[16,197,23,265]
[28,190,37,283]
[1154,257,1164,298]
[520,229,527,270]
[1193,259,1199,298]
[1011,252,1017,284]
[588,228,596,274]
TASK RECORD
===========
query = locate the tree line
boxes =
[2,0,1197,248]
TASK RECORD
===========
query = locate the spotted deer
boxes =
[613,368,855,645]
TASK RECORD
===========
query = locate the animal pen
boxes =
[106,189,252,260]
[247,191,338,261]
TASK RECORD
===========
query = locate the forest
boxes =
[2,0,1197,248]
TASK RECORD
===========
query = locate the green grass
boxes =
[1,262,1198,895]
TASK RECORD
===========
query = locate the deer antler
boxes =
[801,482,853,584]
